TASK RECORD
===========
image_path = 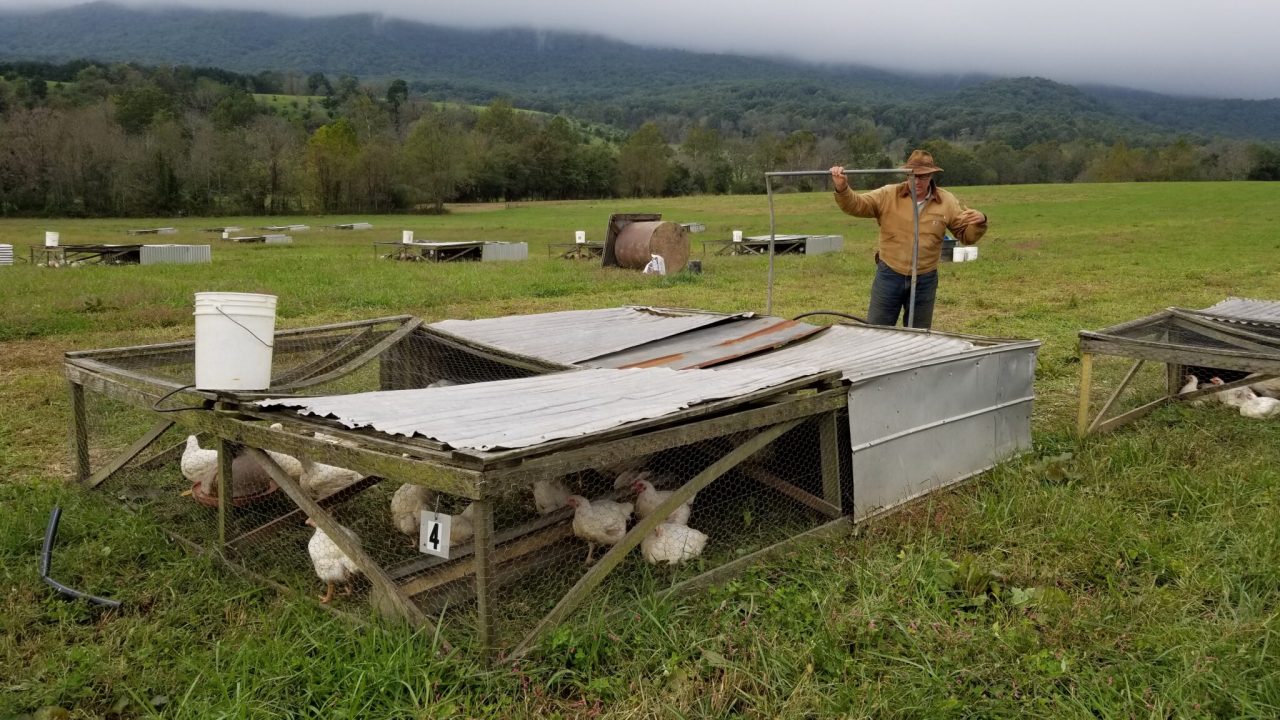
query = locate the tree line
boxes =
[1,61,1277,217]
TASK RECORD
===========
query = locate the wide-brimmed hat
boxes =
[902,149,943,175]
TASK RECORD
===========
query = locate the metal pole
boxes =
[763,168,915,321]
[766,175,776,315]
[908,181,920,329]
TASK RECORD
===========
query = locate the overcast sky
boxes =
[3,0,1276,99]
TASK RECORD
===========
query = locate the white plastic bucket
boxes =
[45,231,59,247]
[952,246,966,262]
[732,230,743,243]
[575,230,586,244]
[193,292,277,391]
[966,246,979,261]
[402,230,414,244]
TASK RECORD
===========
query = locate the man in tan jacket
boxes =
[831,149,987,329]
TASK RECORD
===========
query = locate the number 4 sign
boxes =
[419,510,453,558]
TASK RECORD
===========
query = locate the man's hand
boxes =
[830,166,848,193]
[956,208,987,227]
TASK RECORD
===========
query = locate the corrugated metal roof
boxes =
[429,307,741,365]
[1199,297,1280,323]
[583,317,823,369]
[720,324,976,381]
[258,366,818,451]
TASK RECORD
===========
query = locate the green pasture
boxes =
[2,182,1279,717]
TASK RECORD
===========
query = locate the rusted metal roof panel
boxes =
[583,317,824,369]
[258,365,818,451]
[429,307,740,365]
[720,324,978,381]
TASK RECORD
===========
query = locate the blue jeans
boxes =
[868,260,938,329]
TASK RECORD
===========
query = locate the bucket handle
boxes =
[216,304,275,349]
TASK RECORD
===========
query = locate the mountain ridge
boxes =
[1,2,1278,140]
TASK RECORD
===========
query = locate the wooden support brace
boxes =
[87,421,174,488]
[1087,359,1143,435]
[242,448,436,637]
[819,409,842,513]
[506,417,803,662]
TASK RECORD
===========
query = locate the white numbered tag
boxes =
[419,511,452,558]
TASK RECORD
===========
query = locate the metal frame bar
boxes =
[764,168,914,319]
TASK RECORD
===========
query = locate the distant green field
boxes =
[2,183,1279,717]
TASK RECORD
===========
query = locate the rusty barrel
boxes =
[613,221,689,273]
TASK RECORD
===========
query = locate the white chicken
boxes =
[1209,377,1258,408]
[1239,395,1280,419]
[262,423,304,480]
[390,483,436,538]
[533,478,571,515]
[305,518,362,603]
[566,495,633,564]
[299,458,362,499]
[633,477,694,526]
[613,466,650,490]
[641,523,708,565]
[181,435,218,484]
[1178,374,1208,407]
[450,503,478,546]
[1246,373,1280,399]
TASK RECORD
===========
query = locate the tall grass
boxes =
[2,182,1279,717]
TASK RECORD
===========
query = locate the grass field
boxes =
[2,182,1279,718]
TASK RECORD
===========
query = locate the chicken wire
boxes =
[75,318,844,656]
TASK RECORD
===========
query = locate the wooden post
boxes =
[472,499,497,658]
[819,410,842,513]
[217,439,234,548]
[1077,352,1093,437]
[68,381,90,483]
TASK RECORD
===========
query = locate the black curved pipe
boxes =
[791,310,869,324]
[40,506,122,609]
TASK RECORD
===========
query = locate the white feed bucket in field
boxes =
[966,246,979,261]
[45,231,60,247]
[952,246,966,263]
[402,230,414,244]
[732,230,743,243]
[193,292,277,391]
[575,230,586,244]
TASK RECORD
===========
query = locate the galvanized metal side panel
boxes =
[847,345,1037,521]
[481,242,528,262]
[803,235,843,255]
[139,244,212,265]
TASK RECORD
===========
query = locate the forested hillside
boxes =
[2,3,1279,142]
[1,5,1279,217]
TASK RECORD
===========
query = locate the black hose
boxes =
[791,310,868,324]
[40,506,122,609]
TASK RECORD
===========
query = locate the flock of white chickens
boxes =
[180,428,709,604]
[1179,373,1280,418]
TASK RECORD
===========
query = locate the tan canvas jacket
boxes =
[834,182,987,275]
